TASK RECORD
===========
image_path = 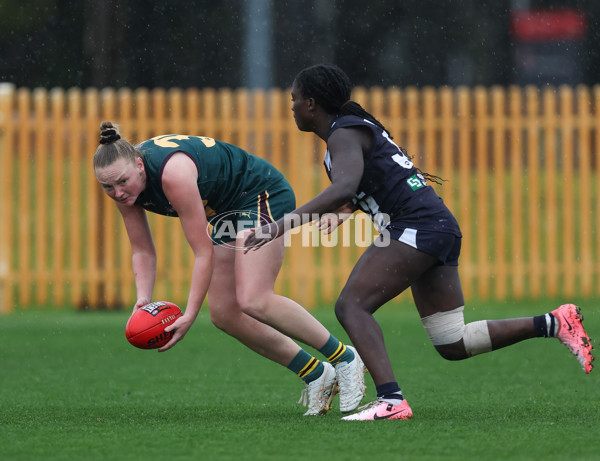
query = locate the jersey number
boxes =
[382,131,413,169]
[151,135,216,148]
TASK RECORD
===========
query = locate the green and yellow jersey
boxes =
[134,134,295,244]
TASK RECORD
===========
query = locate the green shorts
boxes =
[209,177,296,245]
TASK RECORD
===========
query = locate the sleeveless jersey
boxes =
[134,135,285,218]
[325,115,461,236]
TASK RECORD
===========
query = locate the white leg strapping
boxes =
[421,306,492,357]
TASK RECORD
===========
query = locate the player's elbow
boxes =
[337,183,358,203]
[327,185,356,212]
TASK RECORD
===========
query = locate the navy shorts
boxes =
[386,225,461,266]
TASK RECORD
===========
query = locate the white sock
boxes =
[377,392,404,405]
[546,313,558,337]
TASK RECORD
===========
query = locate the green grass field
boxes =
[1,300,599,461]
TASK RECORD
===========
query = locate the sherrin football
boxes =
[125,301,182,349]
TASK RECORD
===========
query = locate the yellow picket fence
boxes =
[1,84,599,313]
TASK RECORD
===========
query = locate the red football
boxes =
[125,301,182,349]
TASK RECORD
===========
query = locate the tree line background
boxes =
[1,0,599,91]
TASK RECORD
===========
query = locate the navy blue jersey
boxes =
[325,115,461,237]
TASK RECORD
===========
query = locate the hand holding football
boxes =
[125,301,182,349]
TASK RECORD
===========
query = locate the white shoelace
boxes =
[353,400,381,413]
[298,387,309,407]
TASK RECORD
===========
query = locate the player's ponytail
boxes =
[93,121,140,170]
[99,121,121,144]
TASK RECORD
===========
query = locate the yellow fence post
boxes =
[0,83,15,313]
[559,86,576,297]
[474,87,490,299]
[33,88,49,305]
[456,87,472,298]
[118,88,135,304]
[50,88,66,306]
[525,86,542,297]
[67,88,83,307]
[84,88,100,307]
[509,86,525,298]
[543,88,559,297]
[492,86,507,299]
[16,88,32,307]
[577,85,592,297]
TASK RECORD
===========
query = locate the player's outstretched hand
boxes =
[316,203,356,234]
[159,314,194,352]
[243,221,280,254]
[317,212,346,234]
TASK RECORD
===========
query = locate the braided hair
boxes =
[293,64,443,185]
[294,64,388,133]
[93,121,140,170]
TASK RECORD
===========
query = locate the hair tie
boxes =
[341,100,352,108]
[99,129,121,144]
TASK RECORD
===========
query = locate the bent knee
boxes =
[434,343,468,361]
[334,298,360,324]
[236,293,269,321]
[334,300,347,323]
[209,308,232,333]
[422,307,493,359]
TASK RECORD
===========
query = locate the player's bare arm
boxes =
[117,202,156,311]
[159,153,215,351]
[244,127,368,251]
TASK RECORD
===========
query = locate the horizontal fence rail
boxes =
[1,84,600,312]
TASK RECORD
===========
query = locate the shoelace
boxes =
[353,400,381,412]
[298,387,309,407]
[297,380,334,408]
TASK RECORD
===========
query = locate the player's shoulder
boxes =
[328,115,375,148]
[331,114,373,129]
[329,115,378,140]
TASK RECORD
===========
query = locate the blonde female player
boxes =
[93,121,366,416]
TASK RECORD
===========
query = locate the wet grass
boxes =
[1,300,599,460]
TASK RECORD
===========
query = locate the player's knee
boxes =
[239,303,268,322]
[236,292,269,321]
[334,298,359,326]
[208,307,232,333]
[434,343,468,361]
[334,299,347,325]
[421,307,492,359]
[422,306,466,352]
